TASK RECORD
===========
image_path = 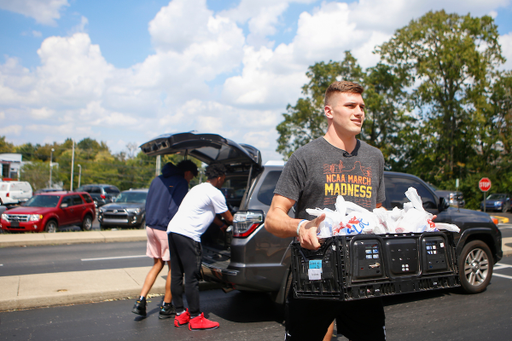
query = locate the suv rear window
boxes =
[257,171,282,206]
[105,187,120,194]
[81,193,93,203]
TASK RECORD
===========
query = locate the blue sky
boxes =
[1,0,511,163]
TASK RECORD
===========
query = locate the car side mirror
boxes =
[60,203,69,208]
[438,197,449,212]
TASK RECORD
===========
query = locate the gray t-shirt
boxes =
[274,137,385,220]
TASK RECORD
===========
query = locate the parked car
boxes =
[97,189,148,230]
[0,191,95,233]
[75,184,121,207]
[480,193,511,212]
[34,188,64,195]
[140,132,503,304]
[0,181,33,206]
[428,184,465,208]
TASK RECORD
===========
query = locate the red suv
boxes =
[0,191,96,233]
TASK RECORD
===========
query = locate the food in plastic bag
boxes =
[304,187,460,237]
[395,187,434,233]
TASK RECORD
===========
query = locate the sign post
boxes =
[479,177,492,212]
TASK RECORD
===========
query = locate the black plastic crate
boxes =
[291,232,460,301]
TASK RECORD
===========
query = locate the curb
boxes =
[0,230,147,248]
[0,267,221,312]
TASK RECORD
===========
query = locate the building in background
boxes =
[0,154,23,180]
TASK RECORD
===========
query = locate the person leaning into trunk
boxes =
[131,160,198,319]
[265,80,387,341]
[166,163,233,331]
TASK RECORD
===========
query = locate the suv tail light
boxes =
[100,194,106,199]
[233,210,264,237]
[6,192,9,197]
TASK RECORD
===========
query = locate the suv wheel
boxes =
[81,215,93,231]
[138,218,146,229]
[458,240,493,294]
[45,220,58,233]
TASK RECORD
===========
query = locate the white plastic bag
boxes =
[395,187,434,233]
[305,189,459,236]
[434,222,460,233]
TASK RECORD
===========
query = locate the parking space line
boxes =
[493,273,512,280]
[81,255,146,261]
[495,264,511,269]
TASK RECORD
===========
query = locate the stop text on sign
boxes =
[479,178,491,192]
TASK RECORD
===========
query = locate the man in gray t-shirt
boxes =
[266,81,386,341]
[275,137,385,218]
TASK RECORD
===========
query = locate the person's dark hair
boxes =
[324,81,364,106]
[177,160,198,177]
[205,163,226,180]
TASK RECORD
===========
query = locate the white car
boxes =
[0,181,33,206]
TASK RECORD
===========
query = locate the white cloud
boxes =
[35,33,114,106]
[30,107,54,119]
[1,0,512,163]
[0,0,69,26]
[500,32,512,70]
[70,16,88,34]
[149,0,234,54]
[0,125,22,135]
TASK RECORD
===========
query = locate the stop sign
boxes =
[479,177,491,192]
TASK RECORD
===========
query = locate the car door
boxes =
[71,194,86,224]
[59,195,74,226]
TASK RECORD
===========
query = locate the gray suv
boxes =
[76,184,120,207]
[140,133,503,304]
[97,189,148,230]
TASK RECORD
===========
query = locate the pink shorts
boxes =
[146,227,170,261]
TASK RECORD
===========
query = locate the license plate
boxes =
[11,221,19,227]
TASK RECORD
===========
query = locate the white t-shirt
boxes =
[167,182,228,242]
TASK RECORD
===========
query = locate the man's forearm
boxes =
[266,207,301,238]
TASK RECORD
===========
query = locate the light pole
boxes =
[49,148,54,188]
[70,141,75,191]
[78,164,82,188]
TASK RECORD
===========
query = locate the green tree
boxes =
[0,136,15,153]
[276,52,365,159]
[276,52,409,164]
[361,63,413,169]
[377,10,505,184]
[20,161,50,191]
[15,143,40,161]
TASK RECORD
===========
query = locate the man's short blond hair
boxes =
[324,81,364,106]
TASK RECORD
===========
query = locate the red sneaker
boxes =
[174,309,191,328]
[188,313,219,331]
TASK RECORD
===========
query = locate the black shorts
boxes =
[285,292,386,341]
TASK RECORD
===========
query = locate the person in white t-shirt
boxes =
[167,163,233,331]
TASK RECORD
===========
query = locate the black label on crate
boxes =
[385,238,420,276]
[352,239,386,280]
[422,235,450,272]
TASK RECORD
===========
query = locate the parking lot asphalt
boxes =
[1,229,511,312]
